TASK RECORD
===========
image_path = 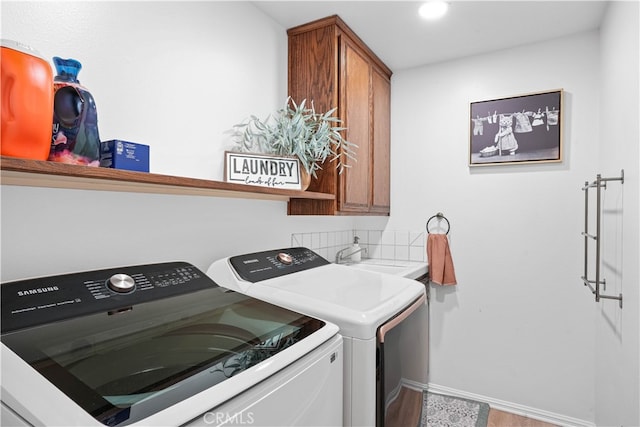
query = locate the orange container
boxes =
[1,40,54,160]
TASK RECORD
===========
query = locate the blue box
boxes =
[100,140,149,172]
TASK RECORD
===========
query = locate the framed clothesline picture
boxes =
[469,89,563,166]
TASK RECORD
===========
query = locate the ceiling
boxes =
[252,1,609,71]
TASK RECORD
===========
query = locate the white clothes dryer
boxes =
[207,247,429,427]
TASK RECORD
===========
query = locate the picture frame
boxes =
[469,89,563,166]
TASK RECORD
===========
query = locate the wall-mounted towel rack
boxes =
[426,212,450,235]
[581,170,624,308]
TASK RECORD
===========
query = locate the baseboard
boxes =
[401,380,595,427]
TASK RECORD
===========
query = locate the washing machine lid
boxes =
[208,250,425,340]
[1,262,337,427]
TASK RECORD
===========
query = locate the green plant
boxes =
[231,97,356,178]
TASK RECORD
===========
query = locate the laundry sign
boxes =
[224,151,302,190]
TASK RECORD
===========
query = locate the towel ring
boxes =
[426,212,450,235]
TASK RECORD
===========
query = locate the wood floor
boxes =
[385,386,558,427]
[487,409,558,427]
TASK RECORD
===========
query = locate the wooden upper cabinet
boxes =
[287,15,392,216]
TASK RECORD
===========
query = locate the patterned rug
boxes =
[420,391,490,427]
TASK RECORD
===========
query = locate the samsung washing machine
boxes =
[1,261,343,426]
[207,247,429,427]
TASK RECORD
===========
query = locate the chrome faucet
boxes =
[335,245,368,264]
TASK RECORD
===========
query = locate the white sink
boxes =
[342,259,428,279]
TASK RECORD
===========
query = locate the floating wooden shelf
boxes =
[0,157,335,202]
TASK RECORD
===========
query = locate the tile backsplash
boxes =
[291,229,426,263]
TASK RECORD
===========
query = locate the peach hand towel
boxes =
[427,233,457,285]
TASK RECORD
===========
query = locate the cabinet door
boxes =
[370,68,391,214]
[339,39,371,213]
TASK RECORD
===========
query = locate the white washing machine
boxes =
[1,262,342,426]
[207,247,429,427]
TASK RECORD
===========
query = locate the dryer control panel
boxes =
[229,247,329,283]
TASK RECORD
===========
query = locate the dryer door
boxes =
[376,294,427,427]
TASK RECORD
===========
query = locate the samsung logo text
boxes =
[18,286,60,297]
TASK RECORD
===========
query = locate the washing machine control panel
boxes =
[1,262,215,333]
[230,247,329,283]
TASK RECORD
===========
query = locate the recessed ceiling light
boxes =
[419,1,449,20]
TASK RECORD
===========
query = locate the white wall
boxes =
[595,2,640,425]
[388,3,639,425]
[0,1,358,282]
[389,32,602,424]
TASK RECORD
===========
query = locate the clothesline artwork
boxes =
[472,106,559,137]
[469,89,563,166]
